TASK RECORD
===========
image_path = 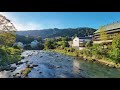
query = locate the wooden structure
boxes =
[93,21,120,44]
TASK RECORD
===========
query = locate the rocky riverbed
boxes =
[0,50,120,78]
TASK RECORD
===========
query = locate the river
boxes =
[0,50,120,78]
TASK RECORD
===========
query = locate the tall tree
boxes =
[0,32,16,47]
[99,26,108,41]
[0,14,16,47]
[0,14,17,60]
[44,39,55,49]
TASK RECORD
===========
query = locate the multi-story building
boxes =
[72,36,92,50]
[93,21,120,44]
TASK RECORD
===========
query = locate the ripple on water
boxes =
[6,50,120,78]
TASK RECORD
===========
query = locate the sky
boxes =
[0,12,120,31]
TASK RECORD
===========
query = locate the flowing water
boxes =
[0,50,120,78]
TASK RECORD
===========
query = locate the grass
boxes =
[21,68,32,78]
[52,49,80,57]
[49,48,120,68]
[0,46,22,71]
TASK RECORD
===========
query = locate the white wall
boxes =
[72,37,79,46]
[79,39,91,43]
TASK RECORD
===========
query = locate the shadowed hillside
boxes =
[15,27,96,39]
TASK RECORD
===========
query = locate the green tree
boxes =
[108,34,120,63]
[0,32,16,47]
[44,39,55,49]
[37,36,42,43]
[0,14,17,62]
[62,41,69,48]
[85,41,93,48]
[99,26,108,41]
[74,34,78,38]
[112,34,120,49]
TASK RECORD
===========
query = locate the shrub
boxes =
[44,39,55,49]
[112,34,120,49]
[85,41,93,48]
[24,44,32,50]
[6,47,22,55]
[82,49,92,57]
[21,68,32,77]
[107,34,120,63]
[13,44,22,49]
[108,48,120,63]
[0,47,22,69]
[69,47,75,52]
[0,48,6,56]
[0,55,21,65]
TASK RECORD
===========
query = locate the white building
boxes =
[72,37,80,47]
[79,37,92,43]
[30,40,39,48]
[72,36,92,50]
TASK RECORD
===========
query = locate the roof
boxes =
[95,21,120,33]
[78,37,92,39]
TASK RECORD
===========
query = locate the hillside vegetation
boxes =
[15,27,96,39]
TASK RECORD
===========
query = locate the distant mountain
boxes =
[15,27,97,39]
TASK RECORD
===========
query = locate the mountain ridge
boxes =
[15,27,97,39]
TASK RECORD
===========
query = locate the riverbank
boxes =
[1,50,120,78]
[51,49,120,68]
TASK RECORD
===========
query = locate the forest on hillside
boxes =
[15,27,96,39]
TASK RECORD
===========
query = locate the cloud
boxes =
[13,21,43,30]
[0,12,64,30]
[0,12,43,31]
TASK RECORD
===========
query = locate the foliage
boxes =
[61,41,69,48]
[38,43,44,50]
[85,40,93,48]
[13,44,22,49]
[99,26,108,41]
[44,39,55,49]
[107,34,120,63]
[21,68,32,77]
[112,34,120,49]
[15,27,96,39]
[24,44,32,50]
[0,32,16,47]
[0,47,22,68]
[0,55,21,65]
[6,47,22,55]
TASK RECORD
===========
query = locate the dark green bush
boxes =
[85,41,93,48]
[108,48,120,63]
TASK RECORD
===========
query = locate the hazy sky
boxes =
[0,12,120,31]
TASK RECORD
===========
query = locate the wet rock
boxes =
[29,62,33,64]
[56,66,62,68]
[26,64,30,68]
[21,68,32,78]
[85,59,88,60]
[28,54,32,57]
[39,72,42,74]
[92,59,96,62]
[13,73,21,78]
[30,64,38,68]
[40,56,43,58]
[56,55,59,57]
[79,68,84,71]
[11,64,17,67]
[16,62,24,65]
[21,56,25,59]
[25,61,29,64]
[10,67,16,71]
[32,65,38,67]
[108,64,115,68]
